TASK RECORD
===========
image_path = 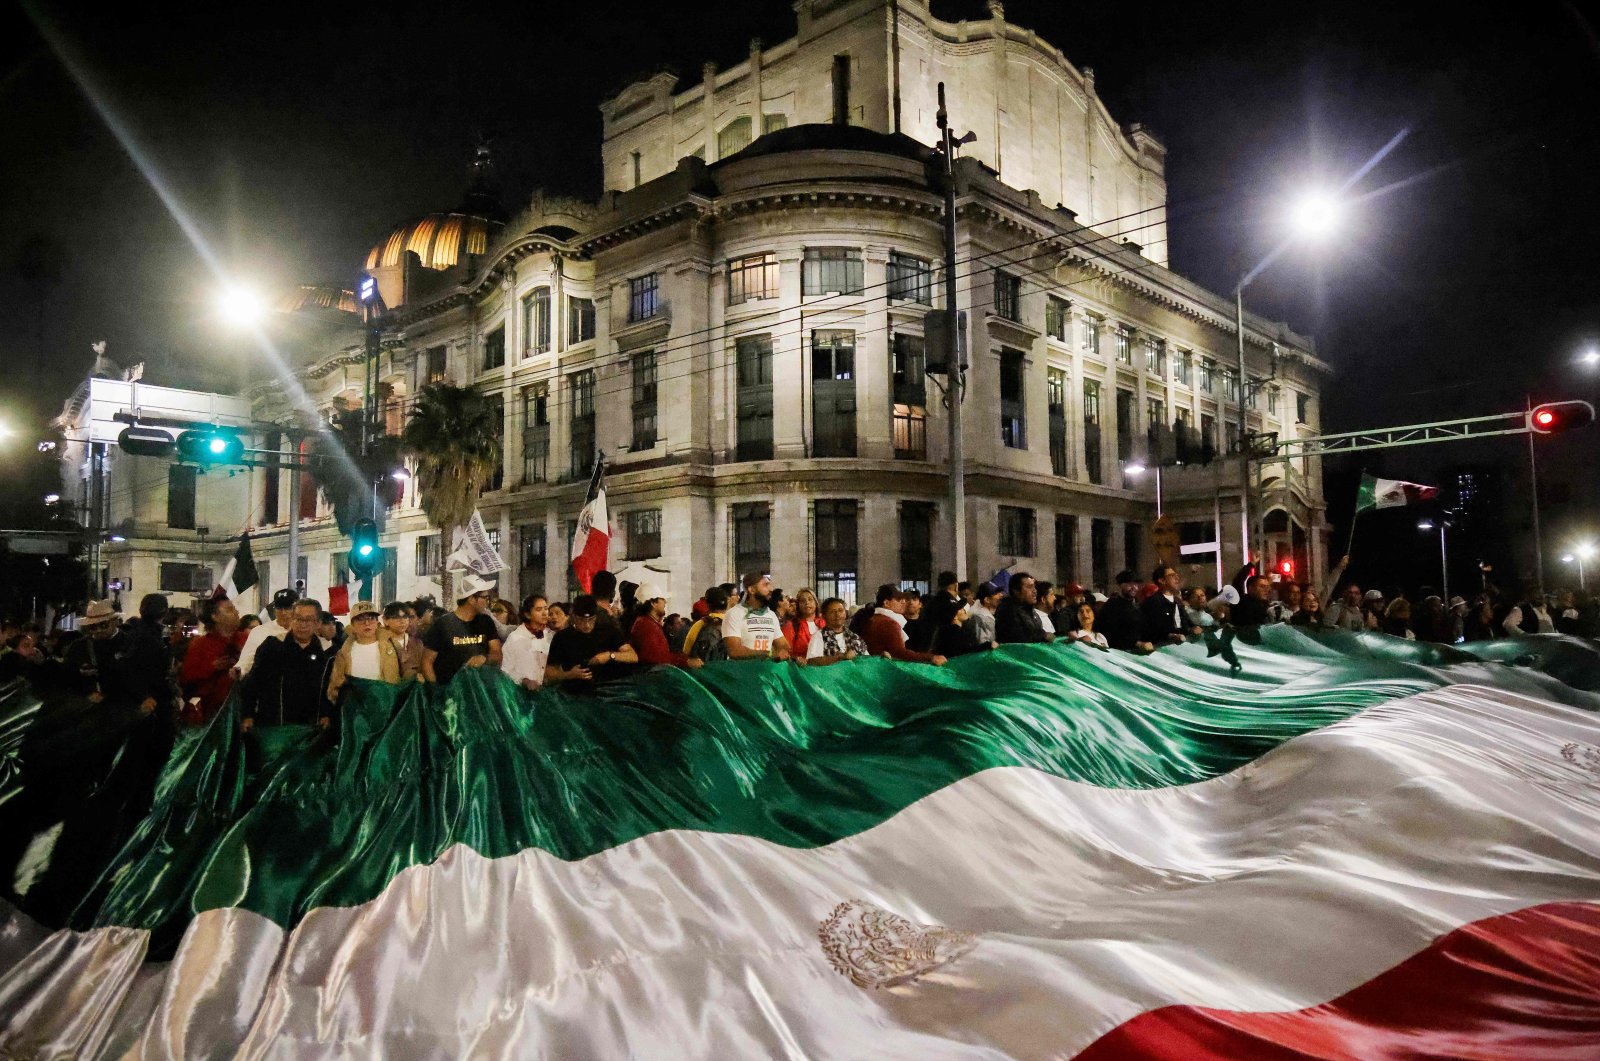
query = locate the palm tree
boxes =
[401,384,502,602]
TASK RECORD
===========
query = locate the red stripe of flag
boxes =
[1073,901,1600,1061]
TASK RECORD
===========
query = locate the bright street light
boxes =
[390,468,411,481]
[216,284,266,327]
[1581,349,1600,368]
[1123,461,1147,476]
[1578,542,1598,561]
[43,493,59,504]
[1417,519,1435,532]
[1286,189,1344,242]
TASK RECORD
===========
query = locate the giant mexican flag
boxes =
[3,627,1600,1058]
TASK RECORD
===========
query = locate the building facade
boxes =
[69,0,1329,612]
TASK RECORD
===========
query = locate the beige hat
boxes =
[79,599,121,626]
[351,601,380,619]
[635,581,668,604]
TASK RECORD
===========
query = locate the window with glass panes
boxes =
[1055,514,1076,583]
[1225,421,1240,454]
[567,296,595,344]
[1046,296,1069,341]
[763,113,788,134]
[998,505,1035,557]
[1145,338,1166,375]
[1220,366,1237,402]
[1297,392,1310,424]
[813,499,859,605]
[1000,347,1026,449]
[1047,367,1069,476]
[631,350,658,451]
[898,502,934,594]
[892,333,927,460]
[483,326,505,370]
[261,430,281,524]
[718,116,752,157]
[523,384,549,483]
[993,269,1021,322]
[415,533,441,576]
[1083,379,1103,485]
[519,523,546,584]
[628,273,660,322]
[732,502,770,577]
[1082,315,1101,353]
[524,288,551,355]
[1174,349,1191,385]
[811,329,856,457]
[1267,387,1278,414]
[426,345,448,383]
[624,508,661,560]
[1201,413,1217,458]
[802,248,863,295]
[1198,358,1213,392]
[1115,329,1132,365]
[727,252,779,305]
[735,334,774,460]
[485,394,505,491]
[887,253,932,304]
[1116,388,1136,462]
[569,369,596,478]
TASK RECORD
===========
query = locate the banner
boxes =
[452,510,506,575]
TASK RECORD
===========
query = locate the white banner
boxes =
[451,510,506,575]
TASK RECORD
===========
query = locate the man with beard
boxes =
[994,572,1049,645]
[722,571,790,661]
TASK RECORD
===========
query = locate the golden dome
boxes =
[364,211,501,272]
[278,283,359,314]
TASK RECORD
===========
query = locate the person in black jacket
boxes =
[243,599,335,730]
[917,571,964,652]
[994,572,1049,644]
[1230,564,1276,626]
[1140,564,1192,646]
[1098,570,1151,652]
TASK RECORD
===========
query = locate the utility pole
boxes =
[1234,287,1252,567]
[1526,393,1544,593]
[287,431,302,597]
[937,83,969,582]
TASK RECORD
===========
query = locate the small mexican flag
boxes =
[1356,473,1439,512]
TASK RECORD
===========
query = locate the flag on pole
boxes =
[216,531,259,598]
[570,453,609,593]
[1355,473,1439,513]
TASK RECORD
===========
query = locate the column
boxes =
[702,62,718,160]
[772,253,807,459]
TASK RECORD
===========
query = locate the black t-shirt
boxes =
[549,624,631,684]
[424,612,500,684]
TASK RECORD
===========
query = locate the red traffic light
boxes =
[1279,558,1295,577]
[1529,400,1595,435]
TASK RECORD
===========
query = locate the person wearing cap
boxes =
[628,583,702,669]
[723,572,790,661]
[501,594,554,691]
[1098,570,1151,652]
[237,588,300,678]
[179,594,246,724]
[683,586,732,663]
[382,602,425,680]
[547,594,638,685]
[327,602,403,703]
[968,581,1003,648]
[422,577,503,685]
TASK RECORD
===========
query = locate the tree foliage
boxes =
[400,384,501,601]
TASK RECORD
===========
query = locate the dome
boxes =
[278,283,359,315]
[364,211,502,272]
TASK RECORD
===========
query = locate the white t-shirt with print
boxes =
[723,603,784,654]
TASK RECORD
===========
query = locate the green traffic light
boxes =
[208,438,228,454]
[358,544,374,556]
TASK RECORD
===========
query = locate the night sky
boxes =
[3,0,1598,590]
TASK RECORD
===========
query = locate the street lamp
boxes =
[1234,186,1346,564]
[216,284,266,328]
[1567,541,1598,591]
[1417,516,1451,601]
[1123,460,1165,516]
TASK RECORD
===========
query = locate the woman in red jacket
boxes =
[782,588,823,660]
[628,584,704,670]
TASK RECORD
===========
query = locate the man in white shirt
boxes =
[236,588,298,677]
[722,571,789,661]
[501,594,553,691]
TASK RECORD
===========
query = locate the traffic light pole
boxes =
[937,83,968,583]
[1526,394,1544,592]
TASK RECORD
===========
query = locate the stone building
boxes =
[73,0,1329,611]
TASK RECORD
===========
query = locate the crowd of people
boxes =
[2,557,1595,738]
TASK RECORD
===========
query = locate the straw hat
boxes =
[79,599,121,627]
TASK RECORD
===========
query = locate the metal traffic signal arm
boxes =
[1251,400,1595,464]
[111,411,312,469]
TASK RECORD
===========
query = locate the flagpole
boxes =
[1345,468,1365,559]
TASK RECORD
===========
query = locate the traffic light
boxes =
[117,426,176,458]
[1279,558,1295,579]
[1528,400,1595,435]
[348,519,380,580]
[175,427,245,466]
